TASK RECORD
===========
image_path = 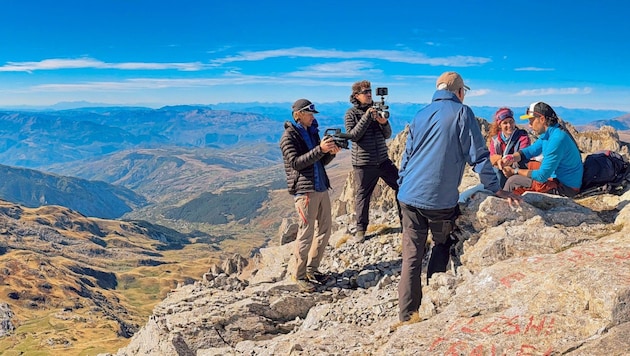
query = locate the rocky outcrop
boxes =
[109,125,630,356]
[0,303,15,337]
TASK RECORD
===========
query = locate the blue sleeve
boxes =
[520,138,542,160]
[459,107,500,192]
[530,132,563,182]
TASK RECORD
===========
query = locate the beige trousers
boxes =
[293,191,332,280]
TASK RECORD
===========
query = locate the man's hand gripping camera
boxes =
[372,87,390,119]
[324,128,351,149]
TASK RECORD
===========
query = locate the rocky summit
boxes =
[106,124,630,356]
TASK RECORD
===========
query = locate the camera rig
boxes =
[372,87,390,119]
[323,128,351,149]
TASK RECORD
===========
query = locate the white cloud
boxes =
[0,58,207,72]
[514,67,555,72]
[210,47,491,67]
[516,87,593,96]
[28,74,353,92]
[287,61,381,78]
[467,89,491,97]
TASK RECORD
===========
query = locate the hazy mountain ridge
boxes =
[0,108,280,168]
[577,113,630,131]
[0,164,147,219]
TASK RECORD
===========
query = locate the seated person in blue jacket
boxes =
[499,102,583,197]
[487,107,531,188]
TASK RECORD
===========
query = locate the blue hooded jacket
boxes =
[397,90,499,210]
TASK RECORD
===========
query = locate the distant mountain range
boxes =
[577,113,630,131]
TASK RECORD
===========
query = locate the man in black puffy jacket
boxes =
[280,99,341,292]
[344,80,401,243]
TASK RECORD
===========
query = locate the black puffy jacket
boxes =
[279,121,334,195]
[344,103,392,167]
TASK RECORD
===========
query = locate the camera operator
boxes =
[344,80,401,243]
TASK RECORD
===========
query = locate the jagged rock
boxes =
[277,218,298,245]
[0,303,15,337]
[574,125,624,155]
[245,243,294,285]
[209,263,223,276]
[614,190,630,230]
[221,254,248,276]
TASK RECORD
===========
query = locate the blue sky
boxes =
[1,0,629,111]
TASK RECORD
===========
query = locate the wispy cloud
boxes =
[467,89,490,97]
[287,61,381,78]
[210,47,491,67]
[514,67,555,72]
[516,87,593,96]
[29,74,352,92]
[0,58,206,72]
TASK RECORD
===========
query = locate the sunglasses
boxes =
[528,115,542,124]
[358,89,372,95]
[298,103,316,112]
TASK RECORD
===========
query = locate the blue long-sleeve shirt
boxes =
[520,124,583,189]
[397,90,499,210]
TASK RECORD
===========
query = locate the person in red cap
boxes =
[487,107,531,188]
[280,98,341,292]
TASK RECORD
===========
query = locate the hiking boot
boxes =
[306,270,331,285]
[350,231,365,243]
[294,278,316,293]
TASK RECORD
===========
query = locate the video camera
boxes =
[372,87,390,119]
[324,128,351,149]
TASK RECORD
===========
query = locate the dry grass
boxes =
[0,202,235,356]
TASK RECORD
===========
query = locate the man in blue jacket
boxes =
[499,102,583,197]
[396,71,519,322]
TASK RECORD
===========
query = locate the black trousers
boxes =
[397,202,460,322]
[353,159,401,232]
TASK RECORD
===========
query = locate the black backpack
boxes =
[578,150,630,197]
